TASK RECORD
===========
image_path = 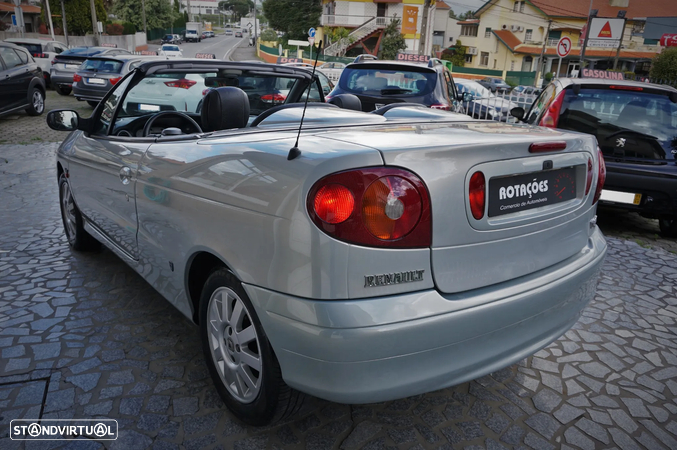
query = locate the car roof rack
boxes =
[353,54,378,63]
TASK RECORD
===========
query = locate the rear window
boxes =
[12,42,42,55]
[559,87,677,160]
[81,59,123,73]
[338,66,436,96]
[162,45,180,52]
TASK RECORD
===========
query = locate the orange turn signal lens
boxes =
[362,176,421,240]
[314,184,354,224]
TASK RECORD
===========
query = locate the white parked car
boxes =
[157,44,183,58]
[5,38,69,87]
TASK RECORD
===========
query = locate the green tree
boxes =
[262,0,321,40]
[260,29,278,41]
[44,0,106,36]
[114,0,177,31]
[650,47,677,81]
[380,16,407,60]
[219,0,254,24]
[441,39,466,67]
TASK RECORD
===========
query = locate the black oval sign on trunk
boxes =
[488,166,577,217]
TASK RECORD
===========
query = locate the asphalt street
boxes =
[0,38,676,450]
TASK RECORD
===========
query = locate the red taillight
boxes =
[32,53,47,58]
[585,157,593,195]
[468,171,486,220]
[610,85,643,91]
[164,78,197,89]
[431,103,450,110]
[109,77,122,85]
[73,74,82,82]
[314,184,354,224]
[51,59,56,65]
[539,90,566,128]
[308,168,431,248]
[593,148,606,204]
[529,141,567,153]
[261,93,286,103]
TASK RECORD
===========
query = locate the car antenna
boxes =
[288,40,322,161]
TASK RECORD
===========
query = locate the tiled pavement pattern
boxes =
[2,144,677,450]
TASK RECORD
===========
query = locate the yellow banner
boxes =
[403,6,418,35]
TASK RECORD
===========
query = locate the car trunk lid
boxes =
[322,121,598,294]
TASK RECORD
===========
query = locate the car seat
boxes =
[327,94,362,111]
[200,87,250,132]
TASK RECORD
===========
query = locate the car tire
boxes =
[659,218,677,238]
[25,87,45,116]
[87,100,99,108]
[54,84,72,96]
[199,268,304,426]
[58,174,101,252]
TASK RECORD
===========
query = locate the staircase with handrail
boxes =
[324,17,387,56]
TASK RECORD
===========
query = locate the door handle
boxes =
[119,167,132,185]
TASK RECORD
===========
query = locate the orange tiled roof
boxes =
[477,0,675,20]
[515,45,658,59]
[493,30,522,50]
[436,1,451,10]
[0,2,41,13]
[457,20,479,25]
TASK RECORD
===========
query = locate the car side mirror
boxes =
[510,107,525,120]
[47,109,80,131]
[462,92,473,102]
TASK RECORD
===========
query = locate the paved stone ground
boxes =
[1,142,676,449]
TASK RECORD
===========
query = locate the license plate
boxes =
[600,190,641,205]
[65,64,79,70]
[488,167,577,217]
[88,78,106,85]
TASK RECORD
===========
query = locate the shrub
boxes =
[260,29,278,42]
[106,23,123,35]
[122,22,137,34]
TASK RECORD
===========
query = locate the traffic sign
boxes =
[557,37,572,58]
[308,27,316,38]
[308,36,315,45]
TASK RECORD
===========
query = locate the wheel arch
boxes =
[185,250,238,325]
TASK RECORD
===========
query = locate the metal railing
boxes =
[460,89,538,122]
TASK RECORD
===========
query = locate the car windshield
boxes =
[81,59,123,73]
[164,35,173,40]
[457,82,494,98]
[120,71,301,118]
[558,87,677,160]
[162,45,180,52]
[338,67,436,96]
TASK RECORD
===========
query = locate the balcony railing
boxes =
[322,14,373,27]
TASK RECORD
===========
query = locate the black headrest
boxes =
[200,87,250,132]
[327,94,363,111]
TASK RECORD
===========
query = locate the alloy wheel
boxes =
[60,182,77,242]
[33,91,44,114]
[207,286,262,403]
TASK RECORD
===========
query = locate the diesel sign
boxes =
[364,270,425,287]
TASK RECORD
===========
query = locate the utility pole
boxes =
[613,12,627,70]
[89,0,99,46]
[536,20,552,86]
[253,0,258,44]
[142,0,148,34]
[187,0,192,22]
[44,0,56,41]
[579,0,595,71]
[60,0,69,47]
[419,0,432,55]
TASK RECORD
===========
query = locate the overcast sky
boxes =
[444,0,487,15]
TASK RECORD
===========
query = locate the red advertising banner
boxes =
[277,57,302,64]
[194,53,216,59]
[660,34,677,47]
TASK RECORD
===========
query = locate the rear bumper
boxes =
[50,71,74,88]
[602,162,677,218]
[73,85,107,102]
[243,227,607,404]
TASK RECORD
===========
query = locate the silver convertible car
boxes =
[47,60,607,425]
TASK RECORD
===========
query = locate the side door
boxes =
[0,47,29,109]
[67,73,149,259]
